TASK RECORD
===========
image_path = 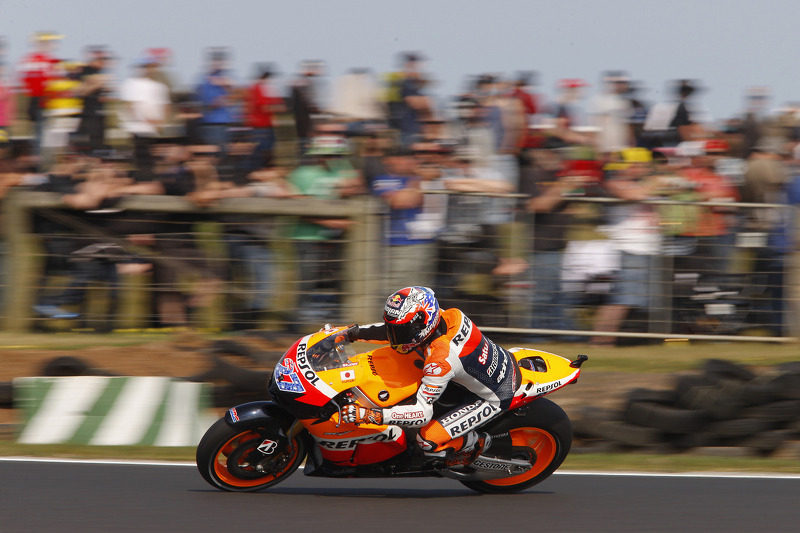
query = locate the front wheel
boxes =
[196,418,306,492]
[461,398,572,494]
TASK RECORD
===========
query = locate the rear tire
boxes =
[196,418,305,492]
[460,398,572,494]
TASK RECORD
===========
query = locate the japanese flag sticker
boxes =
[340,369,356,382]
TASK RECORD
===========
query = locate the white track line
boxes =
[1,457,799,479]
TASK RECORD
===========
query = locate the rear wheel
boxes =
[196,418,305,492]
[461,398,572,494]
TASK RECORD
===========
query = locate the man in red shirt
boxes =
[18,31,63,151]
[245,64,283,171]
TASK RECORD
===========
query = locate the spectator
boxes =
[550,79,592,147]
[75,46,113,153]
[520,144,597,340]
[31,149,161,325]
[669,79,706,144]
[330,67,384,126]
[40,60,83,166]
[288,60,324,153]
[244,63,283,172]
[0,61,12,138]
[145,136,225,329]
[396,52,432,147]
[196,47,236,150]
[740,138,791,334]
[589,70,634,154]
[676,140,740,280]
[592,148,662,345]
[372,147,444,294]
[435,147,514,323]
[118,56,171,170]
[511,71,543,161]
[288,135,361,326]
[740,86,771,158]
[18,31,63,153]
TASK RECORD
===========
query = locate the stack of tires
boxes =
[574,359,800,457]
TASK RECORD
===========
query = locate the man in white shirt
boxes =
[119,56,170,169]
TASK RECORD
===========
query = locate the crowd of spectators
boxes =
[1,32,800,341]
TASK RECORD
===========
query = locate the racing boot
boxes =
[443,431,492,469]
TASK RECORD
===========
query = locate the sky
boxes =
[2,0,799,123]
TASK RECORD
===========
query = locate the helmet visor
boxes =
[386,313,424,351]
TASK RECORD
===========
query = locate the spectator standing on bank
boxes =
[118,56,170,170]
[396,52,432,147]
[0,61,12,138]
[669,79,706,144]
[245,63,283,171]
[18,31,63,153]
[196,48,236,151]
[289,60,324,153]
[589,71,634,154]
[550,79,592,147]
[511,71,542,161]
[75,46,112,152]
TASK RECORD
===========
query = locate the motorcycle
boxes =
[196,325,587,494]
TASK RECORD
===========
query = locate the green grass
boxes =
[0,331,197,351]
[0,442,196,462]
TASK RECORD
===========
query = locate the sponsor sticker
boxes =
[274,358,306,393]
[257,439,278,455]
[229,407,239,422]
[378,390,390,401]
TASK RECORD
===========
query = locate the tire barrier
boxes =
[14,376,212,446]
[573,359,800,458]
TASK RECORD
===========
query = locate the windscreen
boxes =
[306,332,357,372]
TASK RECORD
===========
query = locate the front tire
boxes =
[461,398,572,494]
[196,418,305,492]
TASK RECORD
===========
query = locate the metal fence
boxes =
[2,189,798,342]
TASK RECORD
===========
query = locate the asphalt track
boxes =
[1,458,798,532]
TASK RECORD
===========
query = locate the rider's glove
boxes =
[341,403,383,425]
[335,324,360,343]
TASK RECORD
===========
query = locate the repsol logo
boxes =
[295,342,320,386]
[367,355,378,376]
[452,315,473,347]
[317,428,398,450]
[445,404,500,437]
[439,400,482,426]
[535,380,562,395]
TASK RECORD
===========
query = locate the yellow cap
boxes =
[604,147,652,170]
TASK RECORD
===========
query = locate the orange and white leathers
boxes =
[361,308,519,453]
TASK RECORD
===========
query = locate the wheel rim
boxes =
[484,427,558,487]
[212,430,299,489]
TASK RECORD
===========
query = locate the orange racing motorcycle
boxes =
[196,326,587,493]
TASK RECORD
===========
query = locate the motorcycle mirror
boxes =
[569,354,589,368]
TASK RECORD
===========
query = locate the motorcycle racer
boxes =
[340,286,521,467]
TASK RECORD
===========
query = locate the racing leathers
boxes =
[352,308,521,457]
